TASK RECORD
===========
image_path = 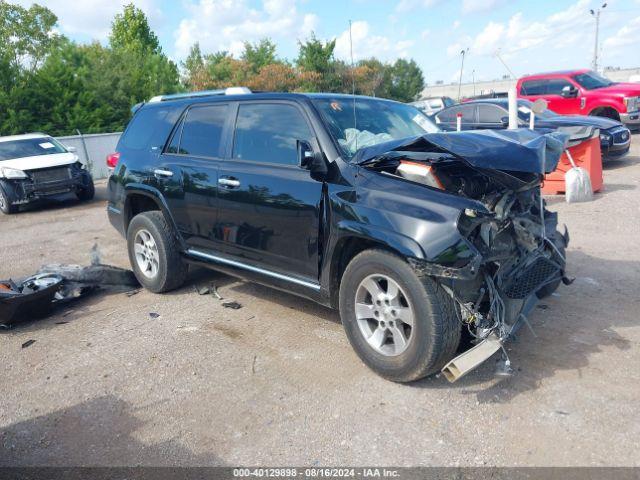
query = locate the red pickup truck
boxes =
[517,69,640,130]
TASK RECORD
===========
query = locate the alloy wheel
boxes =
[133,229,160,279]
[354,274,414,356]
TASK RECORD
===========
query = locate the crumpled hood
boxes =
[353,129,568,174]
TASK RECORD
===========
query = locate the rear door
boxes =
[519,79,547,103]
[215,100,323,281]
[157,102,231,249]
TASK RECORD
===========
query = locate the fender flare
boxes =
[334,220,426,260]
[123,183,187,251]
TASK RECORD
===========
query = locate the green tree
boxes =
[388,59,424,102]
[109,3,160,54]
[296,34,341,91]
[242,38,278,74]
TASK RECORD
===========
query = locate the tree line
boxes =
[0,2,426,137]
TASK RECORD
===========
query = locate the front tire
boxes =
[339,249,460,383]
[127,211,188,293]
[76,175,95,201]
[0,182,18,214]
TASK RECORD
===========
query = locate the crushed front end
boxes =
[357,129,571,381]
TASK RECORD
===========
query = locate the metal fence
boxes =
[55,132,121,180]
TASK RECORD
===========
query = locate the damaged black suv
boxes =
[107,88,569,383]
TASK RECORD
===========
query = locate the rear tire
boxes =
[127,211,188,293]
[0,182,18,214]
[339,249,460,383]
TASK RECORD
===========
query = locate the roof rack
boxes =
[148,87,252,103]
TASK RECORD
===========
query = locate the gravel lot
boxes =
[1,136,639,467]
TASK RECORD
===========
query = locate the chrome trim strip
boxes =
[186,248,321,291]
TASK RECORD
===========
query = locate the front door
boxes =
[215,101,323,281]
[156,103,230,249]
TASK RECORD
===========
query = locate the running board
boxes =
[441,333,502,383]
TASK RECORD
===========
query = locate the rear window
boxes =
[0,137,66,161]
[120,106,171,151]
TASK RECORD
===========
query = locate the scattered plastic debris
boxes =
[195,283,222,299]
[149,312,160,319]
[1,274,63,326]
[222,301,243,310]
[21,339,36,349]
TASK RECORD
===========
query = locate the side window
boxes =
[174,104,228,157]
[546,79,573,95]
[437,105,465,123]
[520,80,547,95]
[122,107,170,150]
[233,103,312,166]
[477,104,507,123]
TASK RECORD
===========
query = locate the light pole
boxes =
[457,48,469,101]
[590,3,607,72]
[472,69,476,97]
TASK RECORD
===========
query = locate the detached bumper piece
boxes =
[0,275,63,326]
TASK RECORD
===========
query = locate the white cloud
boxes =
[452,20,461,29]
[173,0,316,58]
[461,0,506,14]
[14,0,163,41]
[395,0,441,13]
[334,20,413,62]
[603,16,640,49]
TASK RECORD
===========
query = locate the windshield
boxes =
[0,137,67,161]
[312,97,439,158]
[516,100,559,121]
[572,71,615,90]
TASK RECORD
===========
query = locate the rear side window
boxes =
[171,104,228,157]
[546,79,573,95]
[121,107,171,150]
[477,104,507,123]
[520,80,547,95]
[233,103,312,166]
[437,105,475,123]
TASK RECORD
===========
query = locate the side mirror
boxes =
[66,146,77,153]
[297,140,327,178]
[561,85,579,98]
[500,116,510,127]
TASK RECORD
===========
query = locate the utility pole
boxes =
[472,69,476,97]
[457,48,469,101]
[590,3,607,72]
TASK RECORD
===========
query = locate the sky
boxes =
[17,0,640,85]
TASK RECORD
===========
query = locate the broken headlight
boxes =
[1,167,28,179]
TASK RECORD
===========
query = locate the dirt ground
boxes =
[1,137,639,467]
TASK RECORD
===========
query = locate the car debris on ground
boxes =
[0,252,139,327]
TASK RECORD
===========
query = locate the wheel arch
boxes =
[123,184,186,251]
[589,105,621,121]
[326,225,425,308]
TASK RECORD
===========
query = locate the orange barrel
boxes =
[541,136,603,195]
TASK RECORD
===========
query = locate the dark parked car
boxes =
[434,98,631,161]
[107,88,569,383]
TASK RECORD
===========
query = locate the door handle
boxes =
[218,177,240,188]
[153,169,173,178]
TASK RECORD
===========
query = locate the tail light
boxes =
[396,161,445,190]
[106,152,120,168]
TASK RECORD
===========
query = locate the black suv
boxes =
[108,88,569,383]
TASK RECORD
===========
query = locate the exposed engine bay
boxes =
[359,136,570,381]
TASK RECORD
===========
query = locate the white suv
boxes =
[0,133,94,214]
